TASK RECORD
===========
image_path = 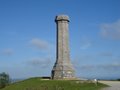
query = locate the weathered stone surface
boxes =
[51,15,75,80]
[55,15,69,22]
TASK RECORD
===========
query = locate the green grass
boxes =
[0,77,108,90]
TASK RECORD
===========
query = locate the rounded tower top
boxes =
[55,15,70,22]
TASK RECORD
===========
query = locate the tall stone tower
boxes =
[51,15,75,79]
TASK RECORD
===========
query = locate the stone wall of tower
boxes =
[51,15,75,80]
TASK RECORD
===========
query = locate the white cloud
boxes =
[74,63,120,71]
[0,48,13,56]
[101,19,120,39]
[27,57,51,68]
[100,52,113,57]
[29,38,50,50]
[80,37,92,49]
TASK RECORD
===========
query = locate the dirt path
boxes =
[99,81,120,90]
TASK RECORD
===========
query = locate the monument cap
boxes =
[55,15,70,22]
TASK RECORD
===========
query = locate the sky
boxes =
[0,0,120,79]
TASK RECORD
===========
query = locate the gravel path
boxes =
[99,81,120,90]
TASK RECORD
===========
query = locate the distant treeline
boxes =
[0,72,10,89]
[117,79,120,81]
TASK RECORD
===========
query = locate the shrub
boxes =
[0,72,10,89]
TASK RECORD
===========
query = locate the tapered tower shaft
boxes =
[51,15,75,79]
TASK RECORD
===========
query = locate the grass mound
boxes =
[0,77,107,90]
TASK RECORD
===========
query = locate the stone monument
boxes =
[51,15,75,79]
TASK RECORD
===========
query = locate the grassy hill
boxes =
[0,77,107,90]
